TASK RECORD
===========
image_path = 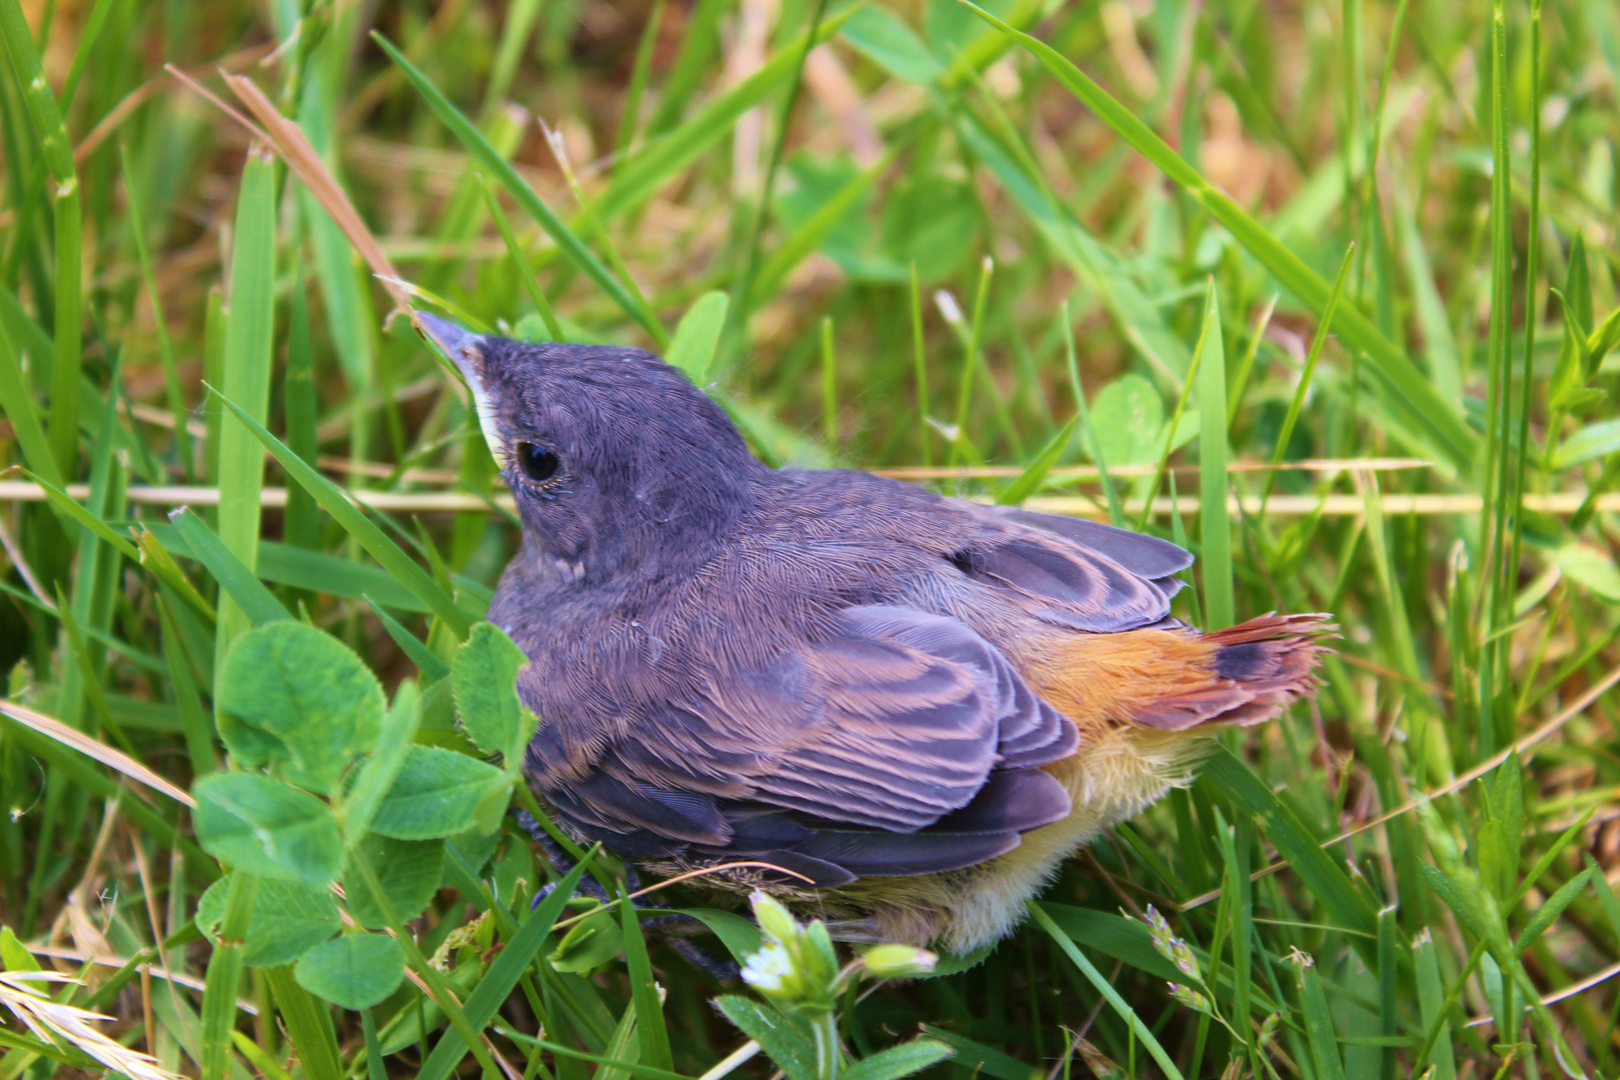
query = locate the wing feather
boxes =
[531,606,1078,879]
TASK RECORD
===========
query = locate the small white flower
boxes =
[740,940,799,997]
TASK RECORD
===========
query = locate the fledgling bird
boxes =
[418,314,1329,954]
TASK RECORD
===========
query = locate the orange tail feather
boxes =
[1018,612,1334,734]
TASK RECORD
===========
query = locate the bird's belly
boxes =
[819,725,1215,954]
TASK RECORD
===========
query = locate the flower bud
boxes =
[1168,982,1211,1014]
[861,944,937,980]
[749,891,802,945]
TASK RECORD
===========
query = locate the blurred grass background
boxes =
[4,0,1620,1076]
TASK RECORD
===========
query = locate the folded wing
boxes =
[958,507,1191,631]
[532,606,1078,884]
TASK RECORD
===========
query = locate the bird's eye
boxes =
[515,442,560,484]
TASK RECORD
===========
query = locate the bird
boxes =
[416,313,1330,955]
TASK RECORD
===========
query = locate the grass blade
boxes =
[960,0,1476,471]
[199,871,258,1080]
[997,416,1078,506]
[213,148,278,676]
[212,391,472,638]
[1194,283,1232,629]
[168,507,290,628]
[415,849,599,1080]
[1199,747,1380,953]
[121,144,193,482]
[593,6,860,223]
[372,31,658,342]
[0,320,61,489]
[1261,243,1357,510]
[620,885,674,1073]
[479,173,564,342]
[364,597,450,681]
[1029,902,1185,1080]
[263,966,342,1080]
[0,0,83,477]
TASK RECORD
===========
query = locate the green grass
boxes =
[2,0,1620,1077]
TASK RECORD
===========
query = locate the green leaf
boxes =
[1551,416,1620,470]
[452,622,534,767]
[193,773,343,885]
[1420,863,1487,941]
[917,1026,1037,1080]
[343,834,446,929]
[1556,542,1620,603]
[714,996,816,1080]
[929,940,996,976]
[549,905,625,972]
[753,150,896,304]
[841,1040,954,1080]
[294,932,406,1010]
[878,175,979,283]
[1475,819,1513,905]
[370,744,509,840]
[196,873,341,968]
[0,927,42,972]
[1589,304,1620,370]
[673,908,763,964]
[345,680,425,845]
[219,622,385,795]
[1550,287,1592,406]
[1089,374,1166,465]
[1551,384,1606,415]
[1515,866,1591,956]
[665,291,730,385]
[841,6,944,83]
[997,415,1078,505]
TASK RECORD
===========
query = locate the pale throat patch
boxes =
[459,348,508,468]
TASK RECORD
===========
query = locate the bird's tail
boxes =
[1129,612,1334,731]
[1019,612,1334,734]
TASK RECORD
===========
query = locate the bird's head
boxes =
[417,314,764,583]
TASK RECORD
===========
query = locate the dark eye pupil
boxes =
[517,443,559,483]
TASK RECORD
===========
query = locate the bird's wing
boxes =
[959,507,1193,632]
[534,606,1078,883]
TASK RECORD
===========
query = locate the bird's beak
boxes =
[415,312,505,466]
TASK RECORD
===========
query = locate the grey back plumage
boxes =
[461,334,1192,884]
